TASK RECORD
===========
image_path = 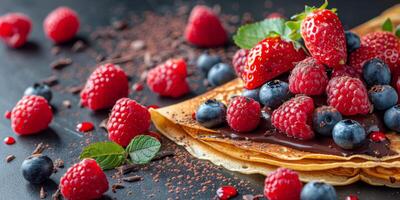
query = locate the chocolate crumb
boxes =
[112,183,125,193]
[99,118,108,130]
[242,194,263,200]
[50,58,72,70]
[32,142,46,155]
[62,100,72,108]
[112,20,128,30]
[52,189,61,200]
[6,155,15,163]
[51,46,61,55]
[54,159,64,168]
[67,85,83,94]
[117,163,139,175]
[72,40,86,52]
[41,76,58,87]
[130,40,146,50]
[40,187,47,199]
[122,175,142,182]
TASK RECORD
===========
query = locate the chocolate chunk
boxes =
[50,58,72,70]
[72,40,86,52]
[112,183,125,193]
[112,20,128,30]
[67,85,83,94]
[41,76,58,87]
[5,155,15,163]
[32,142,46,155]
[122,175,142,182]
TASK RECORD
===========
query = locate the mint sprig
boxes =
[126,135,161,164]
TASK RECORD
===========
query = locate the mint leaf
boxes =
[80,142,127,170]
[396,25,400,38]
[382,18,393,32]
[126,135,161,164]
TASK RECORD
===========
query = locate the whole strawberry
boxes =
[44,7,80,43]
[289,57,328,95]
[185,5,227,47]
[272,96,315,140]
[147,58,189,98]
[326,76,372,116]
[264,168,302,200]
[60,159,109,200]
[80,63,129,111]
[107,98,150,147]
[11,95,52,135]
[243,36,306,89]
[0,13,31,48]
[227,96,261,132]
[296,2,347,68]
[232,49,248,78]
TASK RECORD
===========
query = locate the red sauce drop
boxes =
[145,131,161,141]
[76,122,94,132]
[4,110,11,119]
[4,136,15,145]
[133,83,144,92]
[192,112,196,120]
[345,195,359,200]
[216,186,238,200]
[369,131,386,142]
[147,105,159,110]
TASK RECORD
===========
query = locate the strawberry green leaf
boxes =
[382,18,393,32]
[396,25,400,38]
[80,142,127,170]
[126,135,161,164]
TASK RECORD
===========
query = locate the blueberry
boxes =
[24,83,52,102]
[259,80,290,109]
[196,52,222,74]
[21,154,53,184]
[368,85,398,110]
[384,105,400,132]
[207,63,236,86]
[241,88,260,102]
[362,58,391,87]
[332,119,366,149]
[345,31,361,53]
[312,106,342,136]
[196,99,226,128]
[300,181,337,200]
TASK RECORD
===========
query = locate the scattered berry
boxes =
[348,44,376,74]
[345,195,359,200]
[80,63,129,111]
[144,131,161,141]
[232,49,248,78]
[107,98,150,147]
[264,168,302,200]
[196,99,226,128]
[331,65,361,79]
[21,154,53,184]
[227,96,261,132]
[24,83,52,102]
[243,36,306,89]
[4,110,11,119]
[11,95,53,135]
[384,105,400,132]
[332,119,366,149]
[196,52,222,74]
[368,85,398,111]
[44,7,80,43]
[216,186,238,200]
[259,80,290,109]
[132,83,144,92]
[207,63,236,86]
[362,58,391,87]
[4,136,15,145]
[0,13,31,48]
[345,31,361,53]
[146,59,190,98]
[300,181,337,200]
[369,131,386,142]
[60,159,109,200]
[312,106,342,137]
[326,76,372,116]
[289,57,328,95]
[241,88,260,103]
[76,122,94,133]
[272,96,315,140]
[184,5,227,47]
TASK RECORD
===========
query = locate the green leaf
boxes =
[382,18,393,32]
[80,142,126,170]
[126,135,161,164]
[396,25,400,38]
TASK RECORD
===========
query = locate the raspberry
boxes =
[232,49,248,78]
[80,63,129,111]
[264,168,302,200]
[0,13,31,48]
[43,7,79,43]
[271,96,315,140]
[60,159,109,200]
[184,5,227,47]
[289,57,328,95]
[348,44,376,74]
[11,95,52,135]
[107,98,151,147]
[226,96,261,132]
[326,76,372,116]
[331,65,361,79]
[146,59,189,98]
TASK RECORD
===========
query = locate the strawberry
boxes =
[243,36,306,89]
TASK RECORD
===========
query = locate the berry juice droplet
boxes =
[76,122,94,132]
[192,112,196,120]
[133,83,144,92]
[216,186,238,200]
[4,136,15,145]
[369,131,386,142]
[4,110,11,119]
[345,195,359,200]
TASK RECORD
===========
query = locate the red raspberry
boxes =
[226,96,261,132]
[232,49,248,78]
[331,65,361,79]
[43,7,79,43]
[271,96,315,140]
[264,168,302,200]
[146,59,189,98]
[289,57,328,95]
[0,13,31,48]
[348,44,375,74]
[107,98,150,147]
[184,5,227,47]
[60,159,109,200]
[11,95,52,135]
[326,76,372,116]
[80,63,129,111]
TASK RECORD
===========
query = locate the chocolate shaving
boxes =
[32,142,46,155]
[72,40,86,52]
[242,194,263,200]
[122,175,142,182]
[40,187,47,199]
[51,46,61,55]
[52,189,61,200]
[50,58,72,70]
[98,53,136,65]
[67,85,83,94]
[5,155,15,163]
[117,163,139,175]
[112,183,125,193]
[41,76,58,87]
[152,151,175,161]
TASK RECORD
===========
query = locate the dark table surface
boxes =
[1,0,400,200]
